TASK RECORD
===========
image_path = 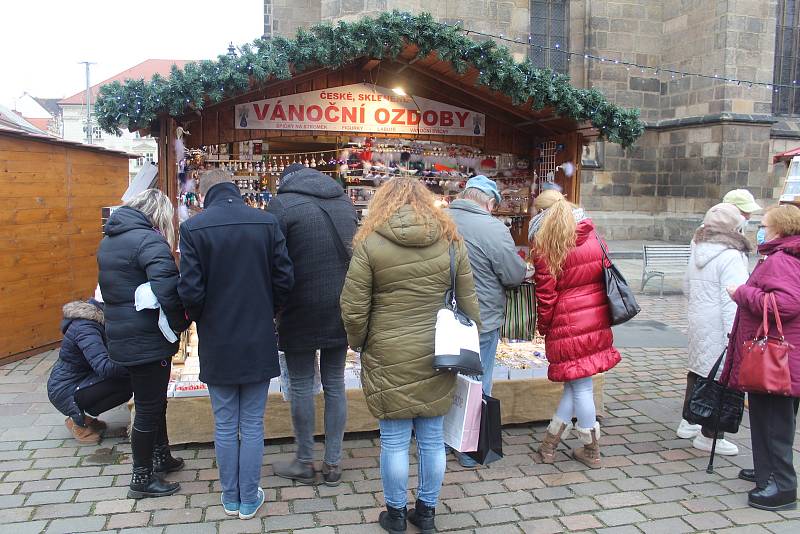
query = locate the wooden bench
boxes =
[641,245,691,296]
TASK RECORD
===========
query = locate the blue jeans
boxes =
[379,416,446,509]
[284,346,348,465]
[479,328,501,395]
[554,376,595,429]
[208,382,269,506]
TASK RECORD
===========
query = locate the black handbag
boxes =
[683,348,745,434]
[596,234,640,325]
[465,394,504,465]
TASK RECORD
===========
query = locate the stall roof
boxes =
[94,11,644,147]
[0,125,138,158]
[774,147,800,164]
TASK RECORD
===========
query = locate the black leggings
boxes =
[128,358,172,433]
[75,377,132,417]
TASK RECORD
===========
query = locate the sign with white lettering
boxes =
[235,84,485,136]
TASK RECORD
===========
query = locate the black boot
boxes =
[128,427,180,499]
[748,476,797,511]
[408,499,436,533]
[378,505,407,533]
[153,407,184,474]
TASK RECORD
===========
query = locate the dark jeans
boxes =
[683,372,724,439]
[128,359,171,434]
[284,346,348,466]
[749,393,800,491]
[75,377,132,418]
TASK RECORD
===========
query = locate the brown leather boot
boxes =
[574,422,601,469]
[534,416,569,463]
[65,417,101,445]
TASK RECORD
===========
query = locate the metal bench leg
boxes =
[660,275,664,298]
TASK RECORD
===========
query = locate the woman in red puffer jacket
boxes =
[529,190,621,469]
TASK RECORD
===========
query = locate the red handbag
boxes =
[738,293,795,396]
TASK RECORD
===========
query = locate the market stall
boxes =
[95,12,642,444]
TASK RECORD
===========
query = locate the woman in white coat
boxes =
[678,203,751,455]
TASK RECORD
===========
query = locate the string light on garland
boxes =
[460,27,794,90]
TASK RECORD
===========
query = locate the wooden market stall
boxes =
[0,127,133,364]
[94,12,642,443]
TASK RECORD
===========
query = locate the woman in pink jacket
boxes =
[722,204,800,511]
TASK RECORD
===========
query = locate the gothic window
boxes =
[530,0,569,74]
[773,0,800,115]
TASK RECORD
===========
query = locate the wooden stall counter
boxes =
[161,375,604,445]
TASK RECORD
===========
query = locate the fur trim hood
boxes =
[692,227,752,254]
[62,301,104,325]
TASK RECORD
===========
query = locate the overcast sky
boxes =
[1,0,265,108]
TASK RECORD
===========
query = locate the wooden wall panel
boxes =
[0,134,129,361]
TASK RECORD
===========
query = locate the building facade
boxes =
[59,60,191,180]
[265,0,800,240]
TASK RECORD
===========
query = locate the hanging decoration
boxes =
[94,11,644,147]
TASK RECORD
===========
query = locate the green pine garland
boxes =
[94,11,644,147]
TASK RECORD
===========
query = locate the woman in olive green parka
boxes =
[340,177,480,533]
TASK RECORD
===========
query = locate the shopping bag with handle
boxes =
[443,375,483,452]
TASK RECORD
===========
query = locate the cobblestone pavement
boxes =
[2,291,799,533]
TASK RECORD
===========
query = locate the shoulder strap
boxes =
[595,231,612,267]
[448,243,458,311]
[310,198,351,262]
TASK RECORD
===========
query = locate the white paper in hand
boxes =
[134,282,178,343]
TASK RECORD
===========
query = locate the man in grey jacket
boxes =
[448,176,527,466]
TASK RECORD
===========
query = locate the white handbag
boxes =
[432,244,482,374]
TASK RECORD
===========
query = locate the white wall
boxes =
[61,104,158,179]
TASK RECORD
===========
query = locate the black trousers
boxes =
[75,377,132,418]
[128,358,171,434]
[748,392,800,491]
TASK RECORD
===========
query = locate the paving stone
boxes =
[163,524,218,534]
[596,507,648,526]
[0,520,48,534]
[570,481,619,496]
[723,507,786,525]
[94,499,136,514]
[685,511,734,530]
[519,518,563,534]
[637,501,688,519]
[444,495,489,512]
[336,493,377,509]
[637,517,694,534]
[559,513,603,531]
[33,502,92,519]
[45,516,107,533]
[0,507,33,523]
[595,491,651,508]
[533,486,573,501]
[135,495,187,511]
[554,495,601,514]
[461,480,506,496]
[517,501,560,519]
[108,512,152,529]
[316,510,362,525]
[25,489,75,505]
[219,520,264,534]
[262,513,315,531]
[292,497,335,513]
[474,507,519,525]
[152,508,203,525]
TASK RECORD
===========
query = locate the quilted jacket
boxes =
[532,219,621,382]
[340,206,481,419]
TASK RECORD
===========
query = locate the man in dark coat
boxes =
[47,298,131,444]
[178,169,293,518]
[267,163,357,486]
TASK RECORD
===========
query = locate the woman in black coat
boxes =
[47,299,131,445]
[97,189,189,499]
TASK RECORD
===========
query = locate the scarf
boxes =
[528,206,587,243]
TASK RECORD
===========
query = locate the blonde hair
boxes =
[765,204,800,237]
[354,177,461,244]
[126,189,176,249]
[531,190,577,278]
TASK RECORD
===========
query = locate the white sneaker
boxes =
[692,434,739,456]
[676,419,702,439]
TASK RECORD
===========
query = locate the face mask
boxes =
[756,227,767,245]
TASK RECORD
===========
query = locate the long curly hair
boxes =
[531,190,577,278]
[354,177,461,244]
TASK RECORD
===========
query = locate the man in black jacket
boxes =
[178,169,293,519]
[267,163,357,486]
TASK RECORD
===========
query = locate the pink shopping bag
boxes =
[442,375,483,452]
